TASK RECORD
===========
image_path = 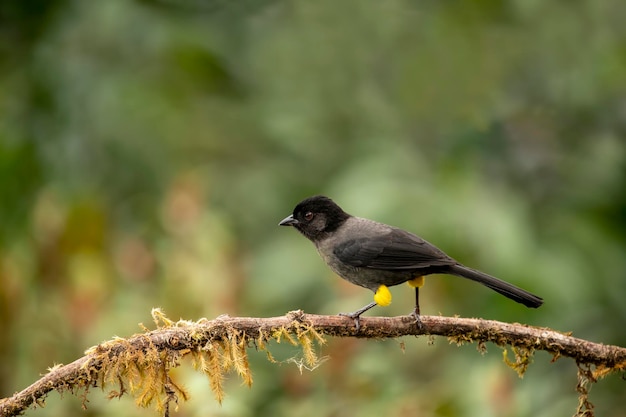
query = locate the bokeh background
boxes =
[1,1,625,416]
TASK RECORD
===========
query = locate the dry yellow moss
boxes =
[81,309,327,410]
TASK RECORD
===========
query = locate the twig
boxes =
[1,311,625,417]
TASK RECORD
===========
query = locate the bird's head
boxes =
[279,195,350,241]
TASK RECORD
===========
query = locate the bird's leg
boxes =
[407,276,424,329]
[339,302,377,331]
[339,285,392,331]
[411,287,423,324]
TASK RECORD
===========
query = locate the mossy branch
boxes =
[1,309,625,417]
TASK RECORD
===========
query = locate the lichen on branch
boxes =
[1,309,625,417]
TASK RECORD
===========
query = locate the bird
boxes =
[279,195,543,330]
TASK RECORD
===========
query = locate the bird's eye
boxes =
[304,212,314,221]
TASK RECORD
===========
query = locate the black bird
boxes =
[279,195,543,329]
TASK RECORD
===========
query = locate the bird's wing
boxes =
[333,228,454,270]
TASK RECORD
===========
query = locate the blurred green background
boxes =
[1,0,625,416]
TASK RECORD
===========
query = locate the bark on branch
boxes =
[1,310,625,417]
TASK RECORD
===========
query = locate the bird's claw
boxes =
[338,301,376,332]
[339,312,362,331]
[410,308,424,331]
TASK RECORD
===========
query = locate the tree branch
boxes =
[1,310,625,417]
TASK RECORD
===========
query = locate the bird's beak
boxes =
[279,214,299,226]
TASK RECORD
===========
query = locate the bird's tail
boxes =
[448,264,543,308]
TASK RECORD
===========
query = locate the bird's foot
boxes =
[410,308,424,331]
[339,311,363,331]
[338,301,377,332]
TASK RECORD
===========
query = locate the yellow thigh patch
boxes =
[374,285,392,306]
[407,276,425,288]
